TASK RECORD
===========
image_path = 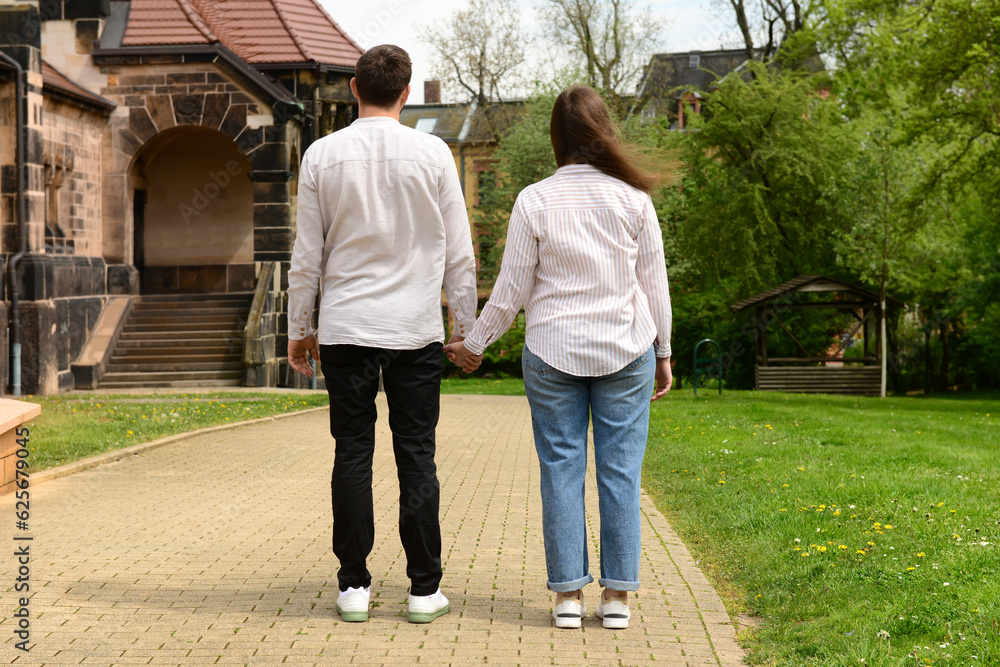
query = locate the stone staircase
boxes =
[99,293,253,389]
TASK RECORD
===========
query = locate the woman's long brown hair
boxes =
[550,85,665,193]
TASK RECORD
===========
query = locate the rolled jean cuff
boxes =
[548,573,594,593]
[598,577,640,592]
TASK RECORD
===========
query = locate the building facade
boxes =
[0,0,363,394]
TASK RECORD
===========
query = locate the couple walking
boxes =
[287,45,673,630]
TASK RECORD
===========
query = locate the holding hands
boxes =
[444,336,483,374]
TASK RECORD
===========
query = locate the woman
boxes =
[446,84,673,629]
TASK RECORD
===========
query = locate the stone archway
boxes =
[128,126,255,293]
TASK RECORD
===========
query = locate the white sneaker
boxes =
[407,588,450,623]
[552,592,586,629]
[335,586,370,622]
[596,593,630,629]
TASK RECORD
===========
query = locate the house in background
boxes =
[0,0,363,394]
[399,81,518,211]
[634,49,757,128]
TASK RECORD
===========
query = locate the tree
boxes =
[539,0,662,115]
[717,0,823,67]
[421,0,529,137]
[672,61,856,291]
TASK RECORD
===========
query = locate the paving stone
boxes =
[1,395,745,666]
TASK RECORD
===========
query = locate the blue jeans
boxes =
[522,345,655,593]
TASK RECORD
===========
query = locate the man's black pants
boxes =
[320,342,444,596]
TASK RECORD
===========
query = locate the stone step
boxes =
[98,378,244,389]
[139,292,254,303]
[125,315,246,327]
[121,322,243,340]
[113,345,239,356]
[105,361,244,373]
[117,330,243,341]
[110,353,241,365]
[130,306,250,318]
[100,370,243,383]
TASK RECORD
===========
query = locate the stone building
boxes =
[634,49,757,128]
[0,0,363,394]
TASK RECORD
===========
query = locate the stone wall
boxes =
[42,98,105,256]
[93,60,298,271]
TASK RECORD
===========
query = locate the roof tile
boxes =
[123,0,363,67]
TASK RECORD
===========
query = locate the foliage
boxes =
[644,389,1000,666]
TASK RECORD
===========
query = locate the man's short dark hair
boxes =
[354,45,412,109]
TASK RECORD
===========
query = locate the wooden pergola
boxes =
[730,275,903,396]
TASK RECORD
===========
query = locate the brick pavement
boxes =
[1,394,745,666]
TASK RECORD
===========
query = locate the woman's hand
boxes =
[444,339,483,374]
[651,356,672,401]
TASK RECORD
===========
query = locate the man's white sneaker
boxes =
[407,588,450,623]
[335,586,370,622]
[596,594,630,629]
[552,593,586,629]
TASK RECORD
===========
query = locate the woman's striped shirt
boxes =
[463,164,672,377]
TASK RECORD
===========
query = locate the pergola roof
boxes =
[730,275,903,312]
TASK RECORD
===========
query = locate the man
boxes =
[286,44,479,624]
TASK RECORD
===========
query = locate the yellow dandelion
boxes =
[838,545,847,550]
[797,466,805,471]
[833,510,841,516]
[907,567,916,571]
[867,541,875,546]
[917,552,925,557]
[782,483,790,487]
[718,480,726,484]
[856,550,866,555]
[779,508,787,512]
[937,502,944,507]
[802,552,810,557]
[884,524,892,529]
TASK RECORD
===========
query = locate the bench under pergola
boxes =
[730,275,903,396]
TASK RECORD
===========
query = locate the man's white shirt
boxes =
[287,117,478,348]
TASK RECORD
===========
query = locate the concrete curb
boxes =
[32,405,329,487]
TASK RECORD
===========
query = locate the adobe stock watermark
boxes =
[178,160,244,224]
[346,1,404,46]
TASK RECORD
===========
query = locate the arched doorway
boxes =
[129,126,255,293]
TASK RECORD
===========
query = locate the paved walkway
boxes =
[2,395,745,666]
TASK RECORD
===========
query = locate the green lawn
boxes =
[643,389,1000,666]
[20,392,328,472]
[441,376,526,395]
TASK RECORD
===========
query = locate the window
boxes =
[689,55,700,69]
[415,117,438,133]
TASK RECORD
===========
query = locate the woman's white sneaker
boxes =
[596,594,630,629]
[335,586,370,622]
[408,588,450,623]
[552,593,586,629]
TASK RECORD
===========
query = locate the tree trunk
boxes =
[938,320,950,393]
[923,326,933,395]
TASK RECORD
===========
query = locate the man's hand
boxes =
[443,339,483,374]
[288,335,320,378]
[651,357,672,402]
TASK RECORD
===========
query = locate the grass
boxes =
[440,376,526,395]
[642,388,1000,666]
[20,392,329,472]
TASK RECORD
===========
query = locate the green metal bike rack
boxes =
[693,339,722,396]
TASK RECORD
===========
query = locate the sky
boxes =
[318,0,742,104]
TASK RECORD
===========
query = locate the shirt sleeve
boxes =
[635,193,672,357]
[437,142,479,339]
[286,149,322,341]
[463,196,537,356]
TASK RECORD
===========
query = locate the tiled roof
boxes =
[41,60,117,111]
[122,0,363,67]
[122,0,216,46]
